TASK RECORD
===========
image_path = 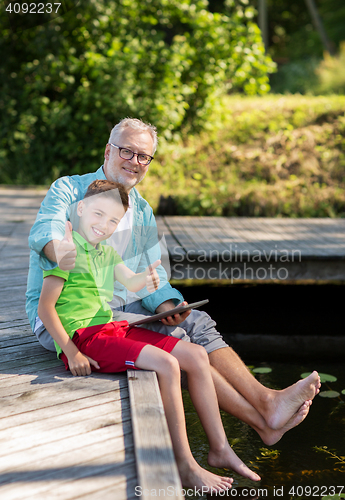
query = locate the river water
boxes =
[174,283,345,499]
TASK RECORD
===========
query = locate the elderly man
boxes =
[26,118,320,448]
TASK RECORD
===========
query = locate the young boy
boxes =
[38,179,262,491]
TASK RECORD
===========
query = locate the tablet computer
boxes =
[127,299,209,327]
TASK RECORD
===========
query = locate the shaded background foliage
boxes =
[0,0,274,184]
[211,0,345,94]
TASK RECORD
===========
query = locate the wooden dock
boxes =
[0,187,183,500]
[157,216,345,281]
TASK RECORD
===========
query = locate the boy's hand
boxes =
[145,259,160,292]
[68,351,100,376]
[56,221,77,271]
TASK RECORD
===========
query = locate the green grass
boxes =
[139,94,345,217]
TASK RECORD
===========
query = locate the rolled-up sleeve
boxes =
[28,176,78,270]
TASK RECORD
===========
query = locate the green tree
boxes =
[0,0,274,184]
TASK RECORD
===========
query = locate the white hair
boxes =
[108,118,158,154]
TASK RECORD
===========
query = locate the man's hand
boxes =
[145,259,160,293]
[156,300,191,326]
[56,221,77,271]
[68,351,100,376]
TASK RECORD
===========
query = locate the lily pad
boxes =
[252,367,272,374]
[319,390,340,398]
[301,372,337,383]
[341,389,345,395]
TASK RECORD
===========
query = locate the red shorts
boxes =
[60,320,180,373]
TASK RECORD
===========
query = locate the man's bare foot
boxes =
[259,400,312,446]
[179,461,233,493]
[264,371,320,430]
[208,438,261,482]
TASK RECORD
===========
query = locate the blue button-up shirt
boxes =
[26,166,184,331]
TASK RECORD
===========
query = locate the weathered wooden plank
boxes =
[0,432,136,500]
[290,219,345,255]
[77,476,139,500]
[162,216,200,253]
[0,364,67,389]
[173,217,226,254]
[187,217,237,254]
[244,218,345,256]
[213,217,268,254]
[0,438,135,500]
[0,322,32,332]
[0,363,124,394]
[0,361,92,388]
[0,342,54,363]
[0,258,30,271]
[0,374,127,418]
[0,401,131,457]
[1,403,131,454]
[127,370,183,499]
[228,218,311,260]
[0,419,133,475]
[0,309,30,324]
[7,460,137,500]
[0,389,127,431]
[0,335,36,348]
[0,354,59,374]
[0,278,29,290]
[0,288,28,304]
[239,218,330,256]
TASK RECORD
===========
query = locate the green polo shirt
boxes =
[43,231,123,357]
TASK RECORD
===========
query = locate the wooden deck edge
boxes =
[127,370,184,500]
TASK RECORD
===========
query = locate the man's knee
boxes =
[181,310,229,353]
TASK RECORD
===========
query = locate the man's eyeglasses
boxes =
[109,143,154,166]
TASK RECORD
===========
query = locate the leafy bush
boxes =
[315,42,345,94]
[0,0,274,185]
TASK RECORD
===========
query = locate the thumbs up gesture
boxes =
[145,259,160,293]
[56,221,77,270]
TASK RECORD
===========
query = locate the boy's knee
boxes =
[190,343,210,368]
[162,352,180,376]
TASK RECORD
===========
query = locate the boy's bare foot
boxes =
[259,400,312,446]
[207,439,261,482]
[264,371,320,430]
[179,462,233,493]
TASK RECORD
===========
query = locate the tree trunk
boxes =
[304,0,335,55]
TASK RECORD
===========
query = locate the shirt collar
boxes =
[73,230,103,254]
[99,165,107,179]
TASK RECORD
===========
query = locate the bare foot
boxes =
[259,400,312,446]
[208,438,261,482]
[179,461,233,493]
[264,371,320,430]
